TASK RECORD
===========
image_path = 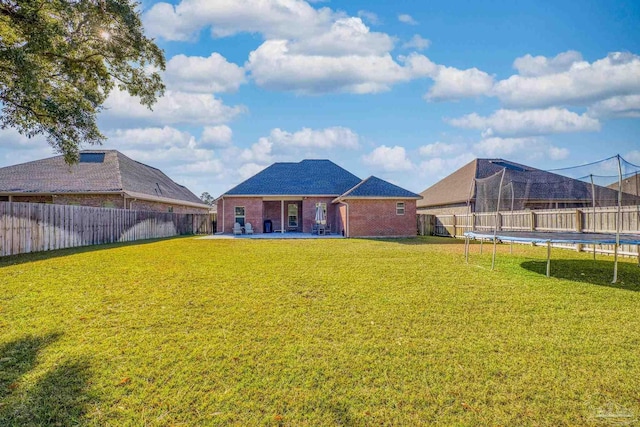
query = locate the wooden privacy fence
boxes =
[418,205,640,256]
[0,202,212,257]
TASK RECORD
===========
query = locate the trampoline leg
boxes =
[612,244,619,284]
[637,245,639,267]
[546,241,551,278]
[510,241,513,254]
[464,237,469,264]
[480,239,483,255]
[491,237,498,271]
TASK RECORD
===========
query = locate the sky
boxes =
[1,0,640,199]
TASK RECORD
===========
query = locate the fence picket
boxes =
[419,205,640,257]
[0,201,211,257]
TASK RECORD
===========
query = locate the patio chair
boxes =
[245,222,254,235]
[233,222,242,235]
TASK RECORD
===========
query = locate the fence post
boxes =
[452,214,457,238]
[530,211,536,231]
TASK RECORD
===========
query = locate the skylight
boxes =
[79,153,105,163]
[489,160,527,172]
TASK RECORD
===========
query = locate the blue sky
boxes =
[1,0,639,198]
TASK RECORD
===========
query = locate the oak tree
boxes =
[0,0,165,162]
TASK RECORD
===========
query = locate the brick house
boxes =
[0,150,209,213]
[216,160,421,238]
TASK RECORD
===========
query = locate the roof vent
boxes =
[79,153,105,163]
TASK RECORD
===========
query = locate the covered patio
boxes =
[199,232,344,240]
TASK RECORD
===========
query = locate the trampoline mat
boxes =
[464,230,640,245]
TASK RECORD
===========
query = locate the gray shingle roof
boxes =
[0,150,204,205]
[417,159,478,208]
[224,160,362,196]
[339,176,421,199]
[418,158,635,209]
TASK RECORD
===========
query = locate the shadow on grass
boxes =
[521,259,640,291]
[0,235,190,269]
[0,333,96,426]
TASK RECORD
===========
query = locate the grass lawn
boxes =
[1,236,639,426]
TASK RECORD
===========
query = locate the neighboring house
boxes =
[0,150,209,213]
[417,158,635,215]
[609,171,640,196]
[216,159,422,237]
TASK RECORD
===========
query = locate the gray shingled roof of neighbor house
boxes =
[338,176,422,199]
[418,158,631,209]
[0,150,205,205]
[224,160,363,196]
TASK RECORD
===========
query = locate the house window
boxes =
[0,196,9,202]
[102,201,116,208]
[396,202,405,215]
[315,202,327,224]
[288,204,298,227]
[168,206,174,213]
[235,206,245,226]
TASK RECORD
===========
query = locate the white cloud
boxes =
[402,34,430,51]
[418,152,475,180]
[398,14,418,25]
[165,53,246,93]
[268,127,359,150]
[473,136,569,160]
[426,66,494,101]
[419,142,465,157]
[107,126,196,150]
[357,10,379,25]
[144,0,337,41]
[547,146,570,160]
[101,126,226,195]
[240,138,274,164]
[362,145,414,172]
[513,50,583,77]
[200,125,233,148]
[0,129,55,167]
[238,163,268,180]
[246,40,431,94]
[103,89,246,126]
[494,52,640,108]
[473,136,538,157]
[587,94,640,118]
[287,17,394,57]
[0,128,46,150]
[448,107,601,137]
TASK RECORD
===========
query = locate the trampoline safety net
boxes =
[465,154,640,284]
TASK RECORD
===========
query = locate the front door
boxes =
[287,203,299,231]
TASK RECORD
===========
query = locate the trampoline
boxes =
[464,230,640,281]
[461,155,640,284]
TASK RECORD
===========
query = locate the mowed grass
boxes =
[1,236,639,426]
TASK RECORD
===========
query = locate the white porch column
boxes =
[281,200,285,233]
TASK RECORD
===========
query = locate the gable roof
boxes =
[337,176,422,200]
[417,159,478,208]
[418,158,632,209]
[0,150,206,206]
[224,159,362,196]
